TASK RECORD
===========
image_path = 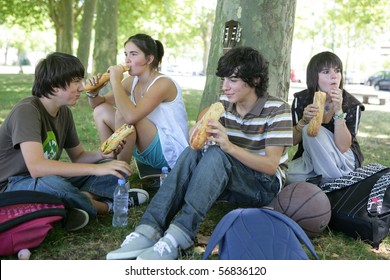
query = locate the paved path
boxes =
[0,68,388,111]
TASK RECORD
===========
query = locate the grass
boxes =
[0,73,389,260]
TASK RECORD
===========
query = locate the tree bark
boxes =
[199,0,296,113]
[92,0,118,75]
[61,0,74,54]
[77,0,96,72]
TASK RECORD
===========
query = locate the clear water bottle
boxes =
[112,178,128,227]
[160,166,169,187]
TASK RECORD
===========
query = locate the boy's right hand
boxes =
[97,160,132,179]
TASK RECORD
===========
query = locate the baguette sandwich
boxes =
[189,102,225,150]
[100,123,135,154]
[307,90,327,137]
[85,65,130,92]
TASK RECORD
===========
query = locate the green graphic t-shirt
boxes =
[43,131,58,160]
[0,97,80,187]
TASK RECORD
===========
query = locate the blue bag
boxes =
[203,208,319,260]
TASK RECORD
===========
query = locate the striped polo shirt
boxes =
[219,94,293,188]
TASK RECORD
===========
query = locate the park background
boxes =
[0,0,390,260]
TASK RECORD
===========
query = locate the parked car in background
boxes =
[290,69,305,83]
[373,71,390,91]
[365,70,390,86]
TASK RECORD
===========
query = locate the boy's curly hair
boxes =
[216,46,269,97]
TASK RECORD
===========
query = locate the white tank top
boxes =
[130,75,189,168]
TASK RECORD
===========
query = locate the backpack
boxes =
[0,190,67,256]
[320,163,390,249]
[203,208,319,260]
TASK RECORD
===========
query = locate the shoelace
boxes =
[128,192,140,208]
[153,240,171,256]
[121,232,140,247]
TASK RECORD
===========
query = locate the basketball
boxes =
[273,182,331,238]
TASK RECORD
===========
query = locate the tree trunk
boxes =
[199,0,296,113]
[200,8,214,75]
[77,0,97,72]
[92,0,118,75]
[60,0,74,54]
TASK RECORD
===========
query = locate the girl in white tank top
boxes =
[87,34,189,169]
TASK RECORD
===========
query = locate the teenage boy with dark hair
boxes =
[0,52,147,230]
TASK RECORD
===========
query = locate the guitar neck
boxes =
[220,20,241,95]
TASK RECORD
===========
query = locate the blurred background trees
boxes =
[0,0,216,74]
[0,0,389,101]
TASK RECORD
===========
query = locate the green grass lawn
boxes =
[0,74,389,260]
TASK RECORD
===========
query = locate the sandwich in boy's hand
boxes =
[100,123,135,154]
[189,102,225,150]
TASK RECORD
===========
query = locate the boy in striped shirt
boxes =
[106,46,293,260]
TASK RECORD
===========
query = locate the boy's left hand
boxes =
[206,120,231,152]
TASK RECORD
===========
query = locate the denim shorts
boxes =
[132,133,169,169]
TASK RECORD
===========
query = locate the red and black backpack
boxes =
[0,190,66,257]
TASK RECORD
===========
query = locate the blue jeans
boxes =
[136,145,280,249]
[5,173,118,218]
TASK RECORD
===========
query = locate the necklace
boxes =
[137,72,156,99]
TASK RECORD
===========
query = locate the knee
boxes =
[92,103,105,121]
[175,147,199,164]
[179,146,196,158]
[204,146,229,164]
[115,110,125,124]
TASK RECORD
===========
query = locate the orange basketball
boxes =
[274,182,331,238]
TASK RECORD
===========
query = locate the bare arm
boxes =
[293,98,351,153]
[206,119,285,175]
[86,72,124,109]
[189,106,210,137]
[228,144,285,175]
[329,88,351,152]
[109,65,176,124]
[20,141,131,179]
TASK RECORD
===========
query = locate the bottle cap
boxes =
[118,178,126,185]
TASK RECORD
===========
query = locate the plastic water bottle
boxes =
[160,166,169,187]
[112,178,128,227]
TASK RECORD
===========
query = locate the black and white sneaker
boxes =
[128,189,149,208]
[64,208,89,231]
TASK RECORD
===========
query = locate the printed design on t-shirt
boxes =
[43,131,58,160]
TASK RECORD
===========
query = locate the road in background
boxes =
[0,67,388,110]
[174,74,389,109]
[289,83,389,110]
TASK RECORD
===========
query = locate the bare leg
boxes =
[93,103,116,142]
[82,191,110,215]
[115,111,158,164]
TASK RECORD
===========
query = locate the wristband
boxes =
[298,119,309,126]
[295,119,307,133]
[333,113,346,120]
[295,125,303,133]
[86,92,99,99]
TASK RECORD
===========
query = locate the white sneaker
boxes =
[136,236,179,260]
[128,188,149,208]
[64,208,89,231]
[106,232,155,260]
